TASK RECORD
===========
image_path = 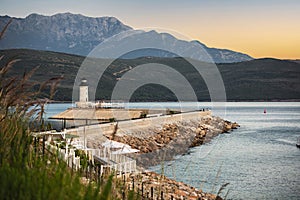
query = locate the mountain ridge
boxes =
[0,13,252,63]
[0,13,132,56]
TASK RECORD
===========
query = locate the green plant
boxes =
[0,22,142,200]
[140,112,147,118]
[109,117,116,122]
[166,109,181,115]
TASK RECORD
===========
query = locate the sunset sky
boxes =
[1,0,299,59]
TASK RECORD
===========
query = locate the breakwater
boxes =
[125,171,220,200]
[77,110,239,167]
[52,110,239,199]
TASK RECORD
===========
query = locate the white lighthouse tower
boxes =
[79,78,89,102]
[76,78,90,108]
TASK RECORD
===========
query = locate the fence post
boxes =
[161,191,163,200]
[71,155,74,174]
[34,137,37,153]
[122,191,125,200]
[132,177,135,190]
[89,163,92,180]
[86,164,88,178]
[42,135,45,156]
[142,182,144,197]
[151,187,153,199]
[97,165,100,183]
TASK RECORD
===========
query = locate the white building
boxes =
[79,78,89,102]
[76,78,125,109]
[76,78,93,108]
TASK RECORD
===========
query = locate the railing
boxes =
[46,142,137,175]
[89,148,137,175]
[46,141,81,170]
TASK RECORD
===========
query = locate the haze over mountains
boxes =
[0,13,253,63]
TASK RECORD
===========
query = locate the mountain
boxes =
[0,13,252,63]
[288,59,300,64]
[94,30,253,63]
[0,49,299,101]
[0,13,132,56]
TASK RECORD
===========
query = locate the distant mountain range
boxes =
[1,49,299,101]
[0,13,131,56]
[0,13,252,63]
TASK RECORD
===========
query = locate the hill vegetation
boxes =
[0,48,299,102]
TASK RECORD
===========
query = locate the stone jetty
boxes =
[84,111,239,199]
[99,114,239,167]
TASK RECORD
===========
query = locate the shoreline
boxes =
[85,111,239,199]
[46,100,300,104]
[42,110,239,199]
[125,171,221,200]
[90,113,239,167]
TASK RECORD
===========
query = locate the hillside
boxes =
[0,49,299,101]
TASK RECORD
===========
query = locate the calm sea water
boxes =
[45,102,300,199]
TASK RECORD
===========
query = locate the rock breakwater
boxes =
[84,111,238,200]
[126,171,221,200]
[102,114,239,167]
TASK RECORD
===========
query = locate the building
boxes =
[79,78,88,102]
[76,78,93,108]
[76,78,125,109]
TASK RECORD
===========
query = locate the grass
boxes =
[0,25,138,198]
[0,51,102,199]
[0,59,143,200]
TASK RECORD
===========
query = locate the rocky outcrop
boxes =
[190,117,240,147]
[223,120,240,132]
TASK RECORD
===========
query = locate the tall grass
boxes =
[0,56,109,199]
[0,22,119,200]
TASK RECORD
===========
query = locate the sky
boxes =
[0,0,299,59]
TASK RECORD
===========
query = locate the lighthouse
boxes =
[79,78,89,103]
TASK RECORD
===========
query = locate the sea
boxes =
[45,102,300,199]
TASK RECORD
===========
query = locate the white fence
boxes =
[46,142,136,175]
[87,148,137,175]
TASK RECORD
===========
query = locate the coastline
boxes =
[42,103,300,199]
[125,171,221,200]
[84,111,239,199]
[46,100,300,104]
[87,112,239,167]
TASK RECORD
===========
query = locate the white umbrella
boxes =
[112,146,140,154]
[102,140,130,149]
